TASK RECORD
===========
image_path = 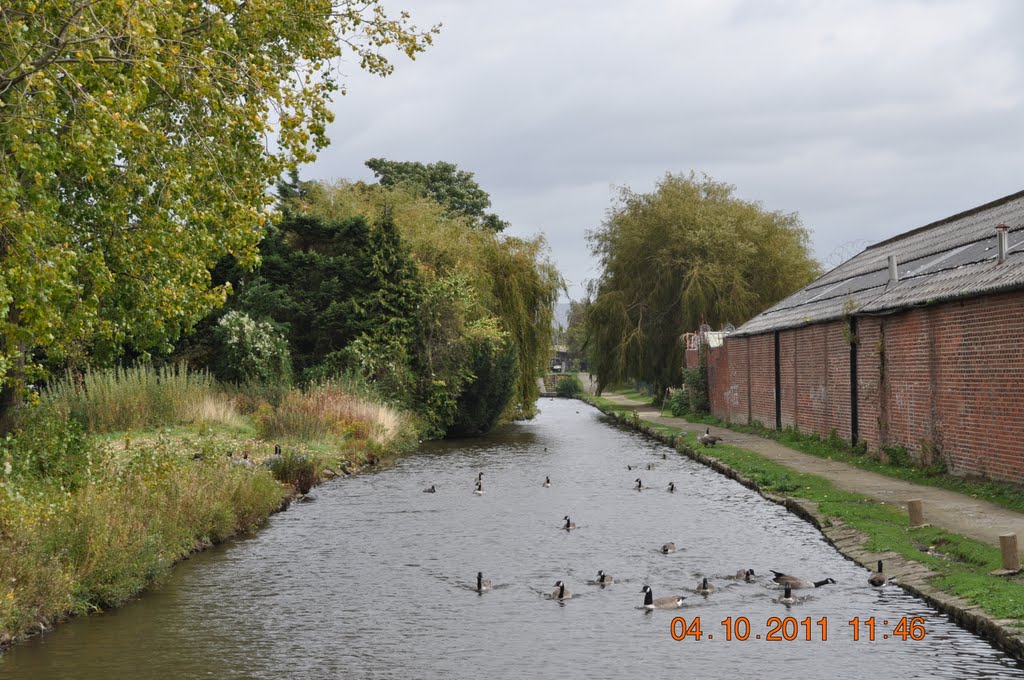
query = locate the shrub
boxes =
[0,404,94,490]
[268,449,318,495]
[215,311,293,387]
[555,374,584,398]
[447,335,518,436]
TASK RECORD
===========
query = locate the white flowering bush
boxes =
[216,311,292,386]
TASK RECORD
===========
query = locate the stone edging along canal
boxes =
[592,404,1024,662]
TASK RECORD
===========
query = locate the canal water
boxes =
[1,399,1021,679]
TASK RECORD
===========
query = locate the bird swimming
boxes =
[597,570,613,585]
[696,577,715,595]
[551,581,572,600]
[735,568,755,582]
[868,560,887,587]
[476,572,493,592]
[641,585,684,610]
[667,482,676,493]
[474,481,484,495]
[770,570,836,589]
[543,476,551,488]
[423,484,436,493]
[661,542,676,554]
[563,515,576,531]
[778,585,796,605]
[634,478,645,491]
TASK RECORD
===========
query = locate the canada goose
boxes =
[563,515,576,531]
[696,577,716,595]
[634,478,644,491]
[641,585,684,610]
[735,568,755,582]
[476,472,484,482]
[476,572,493,592]
[646,463,656,470]
[423,484,436,493]
[543,476,551,488]
[778,585,796,605]
[662,453,667,460]
[770,570,836,589]
[661,542,676,554]
[551,580,572,600]
[868,560,887,587]
[667,482,676,493]
[697,428,722,447]
[597,570,614,585]
[627,465,635,471]
[474,481,484,495]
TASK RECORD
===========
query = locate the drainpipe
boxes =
[996,223,1010,264]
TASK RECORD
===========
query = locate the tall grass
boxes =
[43,365,239,433]
[257,381,414,450]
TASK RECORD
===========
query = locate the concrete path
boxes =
[588,384,1024,549]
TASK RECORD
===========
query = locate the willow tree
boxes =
[0,1,438,421]
[301,180,562,423]
[587,172,821,396]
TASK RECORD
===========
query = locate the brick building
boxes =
[695,190,1024,483]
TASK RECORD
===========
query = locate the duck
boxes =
[551,580,572,600]
[667,482,676,493]
[661,542,677,554]
[641,585,684,610]
[423,484,436,493]
[770,570,836,589]
[868,560,887,587]
[697,428,722,447]
[563,515,576,531]
[543,476,552,488]
[695,577,716,595]
[597,570,614,585]
[476,572,493,592]
[474,481,484,495]
[778,585,796,605]
[735,568,755,582]
[634,478,645,491]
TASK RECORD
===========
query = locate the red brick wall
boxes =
[704,290,1024,482]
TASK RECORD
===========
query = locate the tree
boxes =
[0,0,439,422]
[365,159,508,231]
[587,172,821,396]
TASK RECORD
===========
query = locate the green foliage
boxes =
[0,0,439,416]
[447,333,518,437]
[0,404,94,490]
[216,311,293,387]
[681,368,709,414]
[555,374,584,398]
[268,449,318,495]
[587,172,821,395]
[668,389,689,417]
[365,159,508,231]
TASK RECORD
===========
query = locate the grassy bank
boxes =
[0,367,420,649]
[585,392,1024,629]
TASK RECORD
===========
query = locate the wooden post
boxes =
[907,499,927,528]
[999,534,1021,573]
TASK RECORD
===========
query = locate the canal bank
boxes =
[585,389,1024,661]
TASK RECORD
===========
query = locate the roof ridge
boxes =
[865,189,1024,251]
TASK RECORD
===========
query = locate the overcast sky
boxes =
[305,0,1024,302]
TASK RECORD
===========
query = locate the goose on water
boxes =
[868,560,887,587]
[641,585,684,610]
[696,577,716,595]
[770,570,836,589]
[543,476,552,488]
[634,478,645,491]
[551,581,572,600]
[667,482,676,493]
[474,481,484,495]
[563,515,576,531]
[735,568,755,582]
[597,570,614,585]
[778,585,796,605]
[423,484,436,493]
[697,428,722,447]
[646,463,656,470]
[661,542,676,554]
[476,572,493,592]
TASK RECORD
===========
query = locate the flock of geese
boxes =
[424,453,890,610]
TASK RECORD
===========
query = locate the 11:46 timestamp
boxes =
[671,616,927,641]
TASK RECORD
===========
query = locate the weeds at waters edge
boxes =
[590,399,1024,625]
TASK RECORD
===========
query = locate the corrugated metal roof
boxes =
[734,190,1024,336]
